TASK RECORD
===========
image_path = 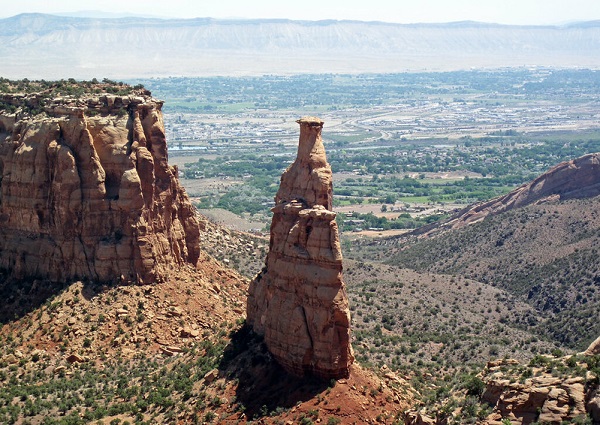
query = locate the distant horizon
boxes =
[1,0,600,26]
[2,12,599,80]
[3,11,600,27]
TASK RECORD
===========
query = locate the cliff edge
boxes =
[0,81,200,284]
[421,152,600,235]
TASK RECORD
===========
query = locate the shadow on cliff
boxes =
[219,324,330,418]
[0,272,105,324]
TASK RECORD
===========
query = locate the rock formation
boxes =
[406,356,600,425]
[480,358,599,425]
[247,117,353,379]
[583,335,600,356]
[0,87,200,284]
[419,152,600,234]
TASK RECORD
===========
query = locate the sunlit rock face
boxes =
[0,92,200,284]
[444,152,600,229]
[247,117,354,379]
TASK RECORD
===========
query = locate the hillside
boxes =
[0,256,414,424]
[344,154,600,352]
[382,196,600,349]
[1,14,600,78]
[337,154,600,424]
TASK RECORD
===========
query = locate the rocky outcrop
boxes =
[583,335,600,356]
[0,90,200,284]
[421,152,600,234]
[247,117,353,379]
[480,358,599,425]
[405,355,599,425]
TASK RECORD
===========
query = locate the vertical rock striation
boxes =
[247,117,353,379]
[0,90,200,284]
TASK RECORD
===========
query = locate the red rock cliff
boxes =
[247,117,354,379]
[0,91,200,283]
[416,152,600,235]
[452,152,600,227]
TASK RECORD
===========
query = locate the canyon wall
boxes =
[0,90,200,283]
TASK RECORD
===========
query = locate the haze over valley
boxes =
[1,14,600,78]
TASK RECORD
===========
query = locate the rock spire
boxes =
[247,117,354,379]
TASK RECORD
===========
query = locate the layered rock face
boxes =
[247,117,353,379]
[0,91,200,283]
[444,152,600,230]
[480,358,599,425]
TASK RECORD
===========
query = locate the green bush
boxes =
[461,374,485,397]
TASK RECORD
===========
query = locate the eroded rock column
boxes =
[247,117,354,379]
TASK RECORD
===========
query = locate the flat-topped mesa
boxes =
[247,117,354,380]
[0,86,200,284]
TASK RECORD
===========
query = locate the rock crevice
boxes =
[247,117,353,379]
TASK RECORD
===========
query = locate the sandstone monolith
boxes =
[247,117,353,379]
[0,89,200,283]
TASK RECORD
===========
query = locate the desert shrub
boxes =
[461,374,485,397]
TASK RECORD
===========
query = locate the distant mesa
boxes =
[247,116,354,379]
[1,14,600,78]
[0,81,200,284]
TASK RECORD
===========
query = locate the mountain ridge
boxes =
[6,13,600,29]
[2,13,600,78]
[419,152,600,235]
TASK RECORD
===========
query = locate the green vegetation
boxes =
[189,155,286,215]
[180,145,597,232]
[184,138,600,230]
[0,78,146,118]
[0,77,143,97]
[328,139,600,178]
[133,69,600,114]
[0,332,230,425]
[337,211,445,231]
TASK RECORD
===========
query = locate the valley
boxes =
[0,74,599,424]
[146,70,600,423]
[139,70,600,236]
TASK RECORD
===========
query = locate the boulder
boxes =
[203,369,219,384]
[583,335,600,356]
[66,353,86,363]
[180,327,199,338]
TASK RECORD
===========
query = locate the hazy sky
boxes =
[1,0,599,25]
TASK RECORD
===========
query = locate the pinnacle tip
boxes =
[296,116,324,127]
